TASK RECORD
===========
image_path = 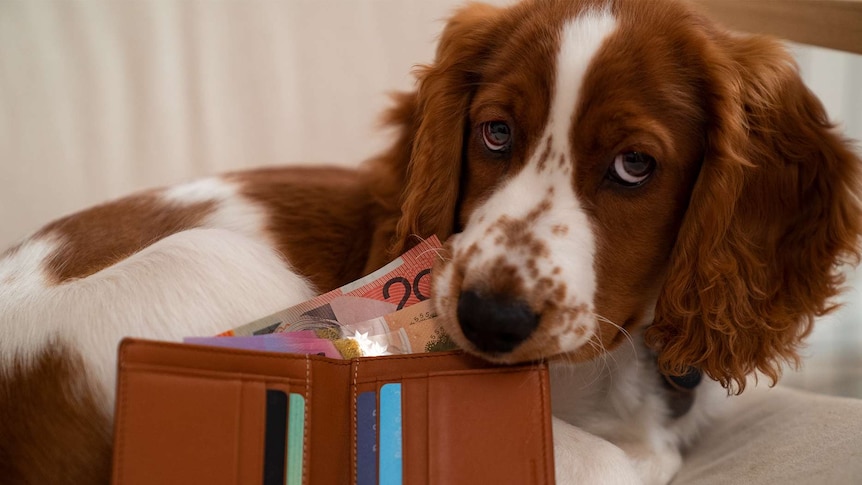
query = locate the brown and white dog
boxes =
[2,0,860,483]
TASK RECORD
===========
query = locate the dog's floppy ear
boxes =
[646,33,862,392]
[376,3,504,255]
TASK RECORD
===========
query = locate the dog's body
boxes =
[2,0,860,483]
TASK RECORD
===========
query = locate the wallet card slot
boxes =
[357,368,553,485]
[288,357,350,485]
[122,362,308,388]
[348,351,492,382]
[401,377,428,485]
[119,339,333,378]
[425,369,551,485]
[240,381,268,485]
[114,370,268,485]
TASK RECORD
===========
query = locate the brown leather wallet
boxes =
[111,338,555,485]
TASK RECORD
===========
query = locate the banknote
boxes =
[184,331,342,358]
[338,300,457,357]
[188,301,455,358]
[219,236,442,337]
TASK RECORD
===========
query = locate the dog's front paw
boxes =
[553,417,642,485]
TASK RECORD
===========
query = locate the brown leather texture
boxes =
[111,338,555,485]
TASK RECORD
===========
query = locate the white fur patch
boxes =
[161,177,272,242]
[0,238,55,298]
[161,177,237,204]
[1,177,311,412]
[550,333,726,484]
[549,9,617,146]
[438,10,618,353]
[0,229,316,411]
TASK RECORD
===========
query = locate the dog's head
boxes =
[376,0,861,391]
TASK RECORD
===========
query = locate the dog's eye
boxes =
[482,121,512,152]
[608,152,655,186]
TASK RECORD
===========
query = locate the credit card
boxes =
[287,393,305,485]
[356,391,377,485]
[263,390,288,485]
[379,383,402,485]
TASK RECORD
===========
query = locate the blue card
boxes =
[379,383,403,485]
[356,392,377,485]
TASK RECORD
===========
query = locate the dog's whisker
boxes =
[409,234,452,262]
[418,248,451,263]
[592,312,638,357]
[565,339,609,391]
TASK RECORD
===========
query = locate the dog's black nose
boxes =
[457,289,539,353]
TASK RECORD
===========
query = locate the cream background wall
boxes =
[0,0,513,249]
[0,0,859,396]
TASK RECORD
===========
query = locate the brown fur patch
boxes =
[39,193,215,283]
[460,242,482,261]
[526,258,540,279]
[230,167,389,291]
[0,346,112,484]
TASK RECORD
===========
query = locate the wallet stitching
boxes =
[351,352,466,364]
[116,351,128,484]
[130,342,353,366]
[233,382,242,485]
[352,359,360,485]
[122,364,301,385]
[354,366,536,385]
[539,367,548,484]
[128,341,476,366]
[304,355,310,485]
[253,382,268,485]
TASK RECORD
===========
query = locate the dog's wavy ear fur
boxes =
[646,32,862,392]
[367,3,505,259]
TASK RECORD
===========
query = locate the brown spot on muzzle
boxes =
[486,256,527,300]
[488,198,553,259]
[536,136,554,172]
[551,224,569,236]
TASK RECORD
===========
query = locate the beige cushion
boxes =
[675,386,862,484]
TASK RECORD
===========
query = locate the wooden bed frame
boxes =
[692,0,862,54]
